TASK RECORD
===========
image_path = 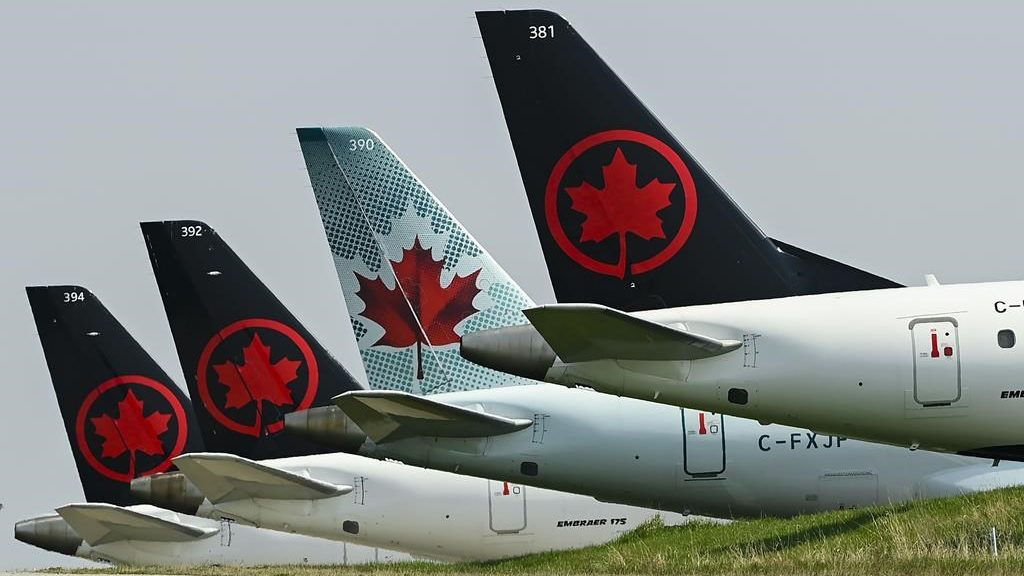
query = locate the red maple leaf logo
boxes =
[90,390,171,479]
[356,238,481,379]
[565,147,676,278]
[212,333,302,410]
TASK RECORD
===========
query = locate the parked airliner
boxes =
[18,285,395,566]
[128,220,688,561]
[462,9,1024,463]
[292,125,1024,520]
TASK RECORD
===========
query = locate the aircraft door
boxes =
[681,409,726,477]
[488,480,526,534]
[910,318,961,406]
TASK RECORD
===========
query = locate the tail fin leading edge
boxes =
[27,286,203,505]
[298,127,535,395]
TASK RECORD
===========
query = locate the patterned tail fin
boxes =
[140,220,365,460]
[27,285,203,505]
[298,127,535,395]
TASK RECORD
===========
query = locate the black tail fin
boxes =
[140,220,365,460]
[477,10,899,311]
[27,285,203,505]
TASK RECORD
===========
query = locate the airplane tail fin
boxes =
[27,285,203,505]
[297,127,536,395]
[140,220,365,460]
[477,10,898,311]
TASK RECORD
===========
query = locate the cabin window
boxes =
[998,329,1016,349]
[520,461,538,476]
[342,520,359,534]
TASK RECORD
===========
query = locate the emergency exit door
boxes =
[488,480,526,534]
[910,318,961,406]
[682,409,726,477]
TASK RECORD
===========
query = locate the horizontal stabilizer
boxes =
[523,304,741,362]
[173,453,351,503]
[56,503,216,546]
[334,390,533,443]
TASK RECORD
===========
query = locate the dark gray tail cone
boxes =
[15,514,84,556]
[460,324,556,381]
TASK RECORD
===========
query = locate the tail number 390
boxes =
[349,138,375,151]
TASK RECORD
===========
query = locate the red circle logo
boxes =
[196,318,319,437]
[75,375,189,483]
[545,130,698,278]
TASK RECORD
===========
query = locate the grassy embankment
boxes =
[48,486,1024,576]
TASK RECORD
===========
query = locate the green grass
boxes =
[46,486,1024,576]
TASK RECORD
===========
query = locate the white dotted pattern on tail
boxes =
[301,127,536,395]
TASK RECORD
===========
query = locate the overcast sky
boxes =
[4,1,1024,568]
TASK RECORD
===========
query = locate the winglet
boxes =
[173,453,352,503]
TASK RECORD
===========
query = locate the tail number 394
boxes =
[63,291,86,303]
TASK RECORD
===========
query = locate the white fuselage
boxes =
[541,281,1024,459]
[192,453,685,562]
[360,384,1024,518]
[51,504,405,566]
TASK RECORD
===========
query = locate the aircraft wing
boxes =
[523,304,741,362]
[334,390,534,443]
[56,503,216,546]
[173,453,352,503]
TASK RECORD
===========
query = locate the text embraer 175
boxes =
[461,10,1024,462]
